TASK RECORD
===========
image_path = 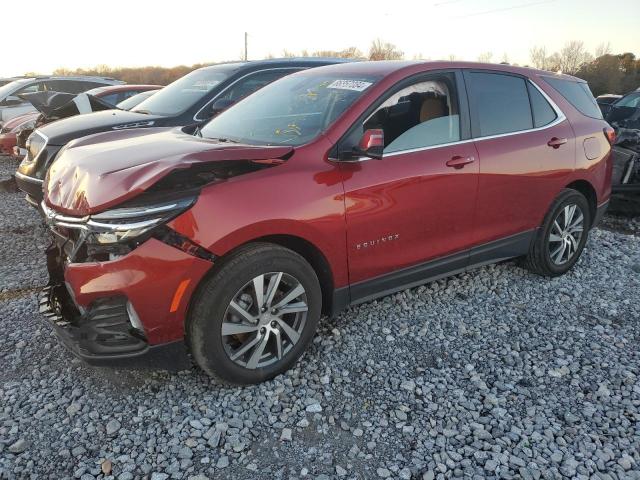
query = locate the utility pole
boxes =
[244,32,248,61]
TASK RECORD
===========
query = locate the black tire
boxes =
[522,189,591,277]
[187,243,322,385]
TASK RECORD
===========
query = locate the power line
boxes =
[453,0,556,19]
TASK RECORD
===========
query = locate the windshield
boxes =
[0,79,29,100]
[117,90,156,110]
[200,73,379,146]
[132,64,241,116]
[615,93,640,109]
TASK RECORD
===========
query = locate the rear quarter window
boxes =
[527,82,557,128]
[543,77,602,119]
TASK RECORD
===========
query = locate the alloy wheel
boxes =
[548,203,585,265]
[221,272,309,369]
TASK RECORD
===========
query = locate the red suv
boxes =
[41,61,613,384]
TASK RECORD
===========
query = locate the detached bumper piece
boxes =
[39,281,190,371]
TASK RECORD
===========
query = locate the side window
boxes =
[44,80,80,93]
[527,82,557,128]
[218,69,297,103]
[615,93,640,109]
[467,72,533,137]
[14,81,46,96]
[361,73,461,154]
[100,93,121,105]
[543,77,602,119]
[121,90,141,100]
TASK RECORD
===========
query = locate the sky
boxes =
[2,0,638,77]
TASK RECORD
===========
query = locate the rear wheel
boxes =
[187,243,322,385]
[523,189,591,277]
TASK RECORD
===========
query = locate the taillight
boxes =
[604,126,616,146]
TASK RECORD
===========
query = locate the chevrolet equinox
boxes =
[40,61,613,384]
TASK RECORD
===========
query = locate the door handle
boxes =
[446,155,475,169]
[547,137,568,149]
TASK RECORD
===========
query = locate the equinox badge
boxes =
[356,234,400,250]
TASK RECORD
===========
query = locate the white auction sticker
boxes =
[327,80,373,92]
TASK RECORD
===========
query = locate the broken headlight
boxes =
[84,196,197,245]
[43,195,198,262]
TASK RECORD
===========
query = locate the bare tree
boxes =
[500,52,510,64]
[447,53,458,61]
[313,47,364,59]
[558,40,593,74]
[369,39,404,61]
[595,42,612,58]
[477,52,493,63]
[530,46,549,70]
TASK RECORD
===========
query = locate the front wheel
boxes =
[187,243,322,385]
[523,189,591,277]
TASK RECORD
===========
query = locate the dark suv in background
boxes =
[15,58,349,206]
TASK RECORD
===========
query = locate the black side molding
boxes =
[340,230,535,310]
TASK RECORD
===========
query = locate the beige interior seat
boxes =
[419,96,447,123]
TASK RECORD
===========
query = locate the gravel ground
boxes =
[1,155,639,480]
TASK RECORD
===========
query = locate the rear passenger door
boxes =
[463,70,575,250]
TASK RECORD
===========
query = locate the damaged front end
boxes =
[611,128,640,194]
[39,192,209,368]
[39,138,291,367]
[606,98,640,199]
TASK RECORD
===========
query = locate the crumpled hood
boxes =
[45,128,293,216]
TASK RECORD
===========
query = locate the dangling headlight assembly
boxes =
[42,194,203,262]
[85,196,196,245]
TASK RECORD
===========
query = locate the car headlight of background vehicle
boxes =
[11,118,37,134]
[25,131,47,162]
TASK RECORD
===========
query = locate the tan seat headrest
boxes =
[419,97,447,123]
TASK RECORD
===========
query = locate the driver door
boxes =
[338,71,479,301]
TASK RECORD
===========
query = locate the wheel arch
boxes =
[248,234,337,317]
[191,233,341,319]
[565,179,597,226]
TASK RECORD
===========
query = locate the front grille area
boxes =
[41,244,148,357]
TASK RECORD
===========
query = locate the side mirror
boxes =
[209,98,235,117]
[353,129,384,160]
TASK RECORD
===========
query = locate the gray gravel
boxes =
[1,155,639,479]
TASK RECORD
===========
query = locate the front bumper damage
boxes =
[39,281,189,369]
[39,236,213,370]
